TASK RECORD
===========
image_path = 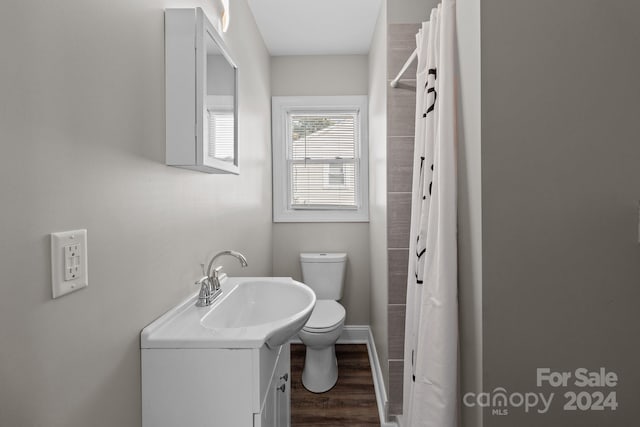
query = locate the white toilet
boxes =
[298,252,347,393]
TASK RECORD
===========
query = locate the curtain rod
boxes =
[390,48,417,88]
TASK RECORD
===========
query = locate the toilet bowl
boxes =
[298,300,346,392]
[298,252,348,393]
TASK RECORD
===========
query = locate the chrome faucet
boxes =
[195,250,248,307]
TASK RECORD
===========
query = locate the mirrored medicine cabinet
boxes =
[165,8,239,174]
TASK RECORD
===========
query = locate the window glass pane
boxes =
[327,164,346,187]
[290,161,358,208]
[286,112,359,209]
[289,114,356,160]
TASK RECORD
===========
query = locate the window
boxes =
[272,96,369,222]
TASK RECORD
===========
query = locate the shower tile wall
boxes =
[386,23,419,416]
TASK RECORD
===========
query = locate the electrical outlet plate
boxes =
[51,229,88,298]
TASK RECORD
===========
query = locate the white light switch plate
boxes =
[51,229,88,298]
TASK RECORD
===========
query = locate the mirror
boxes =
[204,28,237,171]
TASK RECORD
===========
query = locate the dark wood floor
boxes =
[290,344,379,426]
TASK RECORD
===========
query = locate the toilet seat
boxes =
[303,300,345,333]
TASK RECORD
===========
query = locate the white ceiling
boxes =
[247,0,383,56]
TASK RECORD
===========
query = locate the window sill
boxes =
[273,209,369,223]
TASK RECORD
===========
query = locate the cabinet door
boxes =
[254,383,276,427]
[275,343,291,427]
[255,343,291,427]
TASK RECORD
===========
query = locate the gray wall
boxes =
[482,0,640,425]
[388,0,435,24]
[0,1,272,426]
[270,55,369,97]
[456,0,483,426]
[368,0,390,397]
[270,55,372,325]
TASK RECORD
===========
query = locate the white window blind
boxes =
[207,111,234,161]
[287,113,359,209]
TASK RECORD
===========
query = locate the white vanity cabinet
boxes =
[140,277,314,426]
[142,342,291,427]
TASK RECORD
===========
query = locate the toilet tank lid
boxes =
[300,252,347,263]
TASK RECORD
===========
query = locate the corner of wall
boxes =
[456,0,482,426]
[368,0,390,395]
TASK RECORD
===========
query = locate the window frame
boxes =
[272,96,369,223]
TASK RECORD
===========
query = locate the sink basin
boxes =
[201,280,315,347]
[141,277,316,349]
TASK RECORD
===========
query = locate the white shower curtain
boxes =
[403,1,458,426]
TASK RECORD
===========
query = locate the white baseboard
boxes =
[289,325,398,427]
[287,324,369,344]
[338,324,370,343]
[362,326,398,427]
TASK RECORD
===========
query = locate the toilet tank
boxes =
[300,253,347,300]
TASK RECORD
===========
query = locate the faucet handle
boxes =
[196,276,211,297]
[194,276,217,307]
[195,276,210,288]
[211,265,223,279]
[195,276,211,301]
